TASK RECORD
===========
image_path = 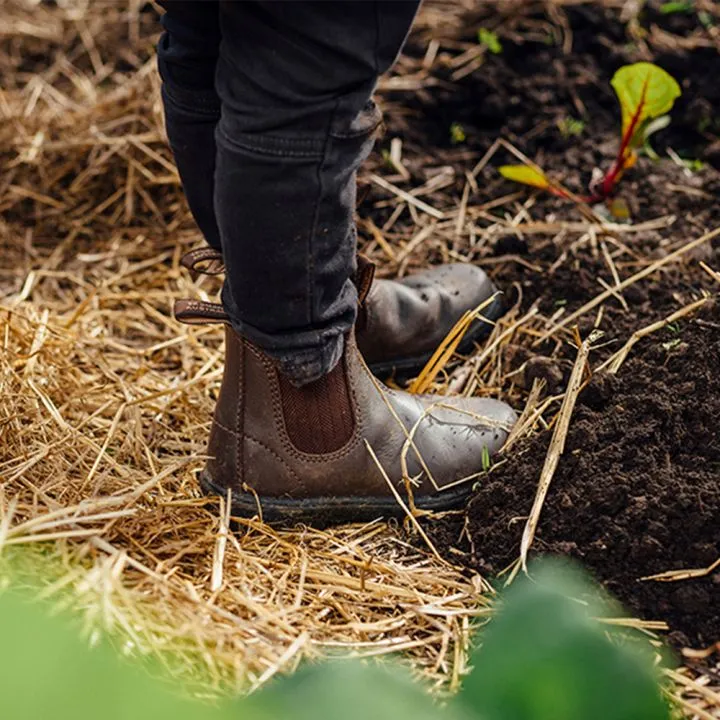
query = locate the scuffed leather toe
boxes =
[401,263,496,311]
[358,263,504,375]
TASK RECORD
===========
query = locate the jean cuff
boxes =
[221,285,351,386]
[275,335,345,387]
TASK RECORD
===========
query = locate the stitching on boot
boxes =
[236,335,245,486]
[213,420,305,491]
[245,436,304,488]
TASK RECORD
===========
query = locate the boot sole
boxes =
[366,293,506,378]
[200,471,472,528]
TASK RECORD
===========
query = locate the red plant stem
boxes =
[598,77,650,199]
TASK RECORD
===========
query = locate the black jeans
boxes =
[158,1,420,384]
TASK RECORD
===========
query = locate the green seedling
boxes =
[659,1,694,14]
[450,122,467,145]
[478,27,503,55]
[481,444,491,471]
[557,116,586,138]
[500,62,681,205]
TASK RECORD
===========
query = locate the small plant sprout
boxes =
[481,444,492,472]
[478,27,503,55]
[557,116,586,138]
[450,122,466,145]
[659,1,695,14]
[662,338,683,351]
[499,62,681,206]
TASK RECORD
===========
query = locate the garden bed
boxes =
[366,0,720,648]
[364,2,720,652]
[1,0,718,715]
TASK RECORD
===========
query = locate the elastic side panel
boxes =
[277,358,355,454]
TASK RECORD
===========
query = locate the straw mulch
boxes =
[1,0,718,714]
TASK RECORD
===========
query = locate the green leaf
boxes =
[456,559,671,720]
[0,590,246,720]
[611,63,681,149]
[659,1,694,14]
[0,587,463,720]
[0,560,672,720]
[259,661,466,720]
[557,116,586,138]
[478,27,503,54]
[499,164,550,190]
[481,444,491,472]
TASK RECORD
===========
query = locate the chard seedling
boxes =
[500,62,681,206]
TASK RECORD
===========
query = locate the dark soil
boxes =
[429,301,720,650]
[373,3,720,650]
[399,3,720,171]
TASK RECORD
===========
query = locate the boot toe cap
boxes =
[439,396,517,454]
[466,397,518,453]
[406,263,498,311]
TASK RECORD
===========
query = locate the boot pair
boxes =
[175,250,515,525]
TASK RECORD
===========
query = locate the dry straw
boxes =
[1,0,718,715]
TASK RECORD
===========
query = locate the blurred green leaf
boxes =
[260,661,465,720]
[659,1,694,15]
[0,588,462,720]
[0,559,673,720]
[456,560,671,720]
[0,589,235,720]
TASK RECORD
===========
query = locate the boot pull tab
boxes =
[174,299,230,326]
[176,250,374,324]
[355,254,376,306]
[180,247,225,275]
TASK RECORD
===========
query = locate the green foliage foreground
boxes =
[0,559,670,720]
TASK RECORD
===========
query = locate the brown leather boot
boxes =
[191,324,516,526]
[355,258,504,376]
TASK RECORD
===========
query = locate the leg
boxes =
[157,1,222,250]
[214,1,420,384]
[171,1,518,525]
